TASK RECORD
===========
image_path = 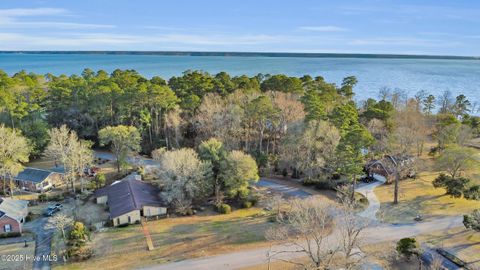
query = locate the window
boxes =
[116,218,120,225]
[128,216,131,223]
[4,224,11,233]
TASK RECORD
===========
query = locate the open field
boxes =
[0,241,35,270]
[375,146,480,224]
[375,173,480,224]
[54,207,274,270]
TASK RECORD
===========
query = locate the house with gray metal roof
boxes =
[14,167,63,192]
[0,198,28,235]
[94,174,167,226]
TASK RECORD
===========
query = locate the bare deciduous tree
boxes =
[265,197,368,270]
[266,198,337,269]
[47,214,74,239]
[280,120,340,180]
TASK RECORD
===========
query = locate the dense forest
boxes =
[0,68,479,184]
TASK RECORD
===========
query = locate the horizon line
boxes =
[1,50,479,60]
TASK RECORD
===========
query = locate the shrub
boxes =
[242,201,253,209]
[464,185,480,200]
[315,179,334,190]
[0,232,21,238]
[38,194,47,202]
[302,178,318,186]
[396,238,419,260]
[433,174,470,198]
[282,168,288,177]
[67,246,93,262]
[217,203,232,214]
[49,194,65,201]
[25,212,33,222]
[358,197,369,205]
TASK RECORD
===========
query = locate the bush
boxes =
[49,194,64,201]
[464,185,480,200]
[67,246,93,262]
[282,168,288,177]
[396,238,419,260]
[217,203,232,214]
[302,178,318,186]
[315,179,334,190]
[242,201,253,209]
[358,197,369,205]
[0,232,21,238]
[433,174,470,198]
[38,194,47,202]
[39,193,64,202]
[25,212,33,222]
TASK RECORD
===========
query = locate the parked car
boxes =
[44,204,62,217]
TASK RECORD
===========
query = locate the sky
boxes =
[0,0,479,56]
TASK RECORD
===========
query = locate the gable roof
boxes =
[15,168,55,183]
[366,154,415,175]
[94,175,166,219]
[0,198,28,222]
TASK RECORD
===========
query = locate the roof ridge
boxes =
[24,167,55,173]
[126,179,138,209]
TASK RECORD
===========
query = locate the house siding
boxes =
[0,216,21,234]
[142,206,167,217]
[96,196,108,204]
[113,210,141,226]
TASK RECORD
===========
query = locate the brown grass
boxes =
[0,241,35,270]
[55,207,274,270]
[375,146,480,224]
[419,227,480,269]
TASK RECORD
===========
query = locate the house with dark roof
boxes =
[94,174,167,226]
[14,168,63,193]
[366,154,416,183]
[0,198,28,235]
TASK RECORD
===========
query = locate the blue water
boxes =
[1,53,480,102]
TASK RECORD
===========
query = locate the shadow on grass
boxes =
[378,194,450,224]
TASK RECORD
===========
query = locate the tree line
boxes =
[1,68,480,203]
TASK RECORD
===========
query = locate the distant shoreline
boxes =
[1,51,479,60]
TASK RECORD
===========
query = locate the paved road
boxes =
[140,178,463,270]
[24,216,54,270]
[142,215,462,270]
[356,180,385,221]
[94,151,158,166]
[256,178,311,198]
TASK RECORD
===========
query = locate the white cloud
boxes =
[0,32,288,50]
[0,8,68,17]
[348,37,462,47]
[0,7,114,30]
[299,26,348,32]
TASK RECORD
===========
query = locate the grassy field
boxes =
[375,147,480,224]
[0,241,35,270]
[54,207,273,270]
